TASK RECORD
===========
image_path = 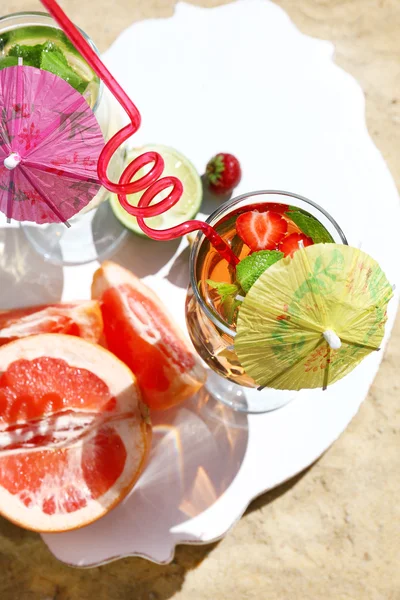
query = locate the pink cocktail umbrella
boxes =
[0,65,104,225]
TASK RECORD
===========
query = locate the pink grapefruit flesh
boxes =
[0,334,151,532]
[92,261,206,411]
[0,301,104,346]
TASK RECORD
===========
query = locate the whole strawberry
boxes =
[205,153,241,195]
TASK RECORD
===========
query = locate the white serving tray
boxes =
[1,0,398,567]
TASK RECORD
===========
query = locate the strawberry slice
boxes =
[279,232,313,257]
[236,210,288,251]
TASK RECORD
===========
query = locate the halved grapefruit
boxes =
[0,334,151,532]
[92,262,206,411]
[0,301,103,346]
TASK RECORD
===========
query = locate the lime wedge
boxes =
[110,144,202,237]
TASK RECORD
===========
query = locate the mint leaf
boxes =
[42,41,69,65]
[285,210,334,244]
[206,279,241,324]
[236,250,283,293]
[40,50,88,93]
[8,43,44,68]
[6,43,88,93]
[206,280,239,303]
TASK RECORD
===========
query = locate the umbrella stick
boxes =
[6,170,14,223]
[322,347,331,391]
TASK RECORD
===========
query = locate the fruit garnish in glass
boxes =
[186,190,349,413]
[0,18,100,106]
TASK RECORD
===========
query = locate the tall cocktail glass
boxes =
[0,12,127,265]
[186,190,348,413]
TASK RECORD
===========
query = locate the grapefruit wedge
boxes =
[92,262,206,410]
[0,334,151,532]
[0,301,103,346]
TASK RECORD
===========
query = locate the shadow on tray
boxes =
[0,388,312,600]
[112,231,181,279]
[41,388,249,564]
[0,226,63,309]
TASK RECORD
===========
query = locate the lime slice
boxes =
[110,144,202,236]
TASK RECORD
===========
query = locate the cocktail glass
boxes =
[186,190,348,413]
[0,12,127,265]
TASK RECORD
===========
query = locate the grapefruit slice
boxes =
[0,301,103,346]
[0,334,151,532]
[92,261,206,410]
